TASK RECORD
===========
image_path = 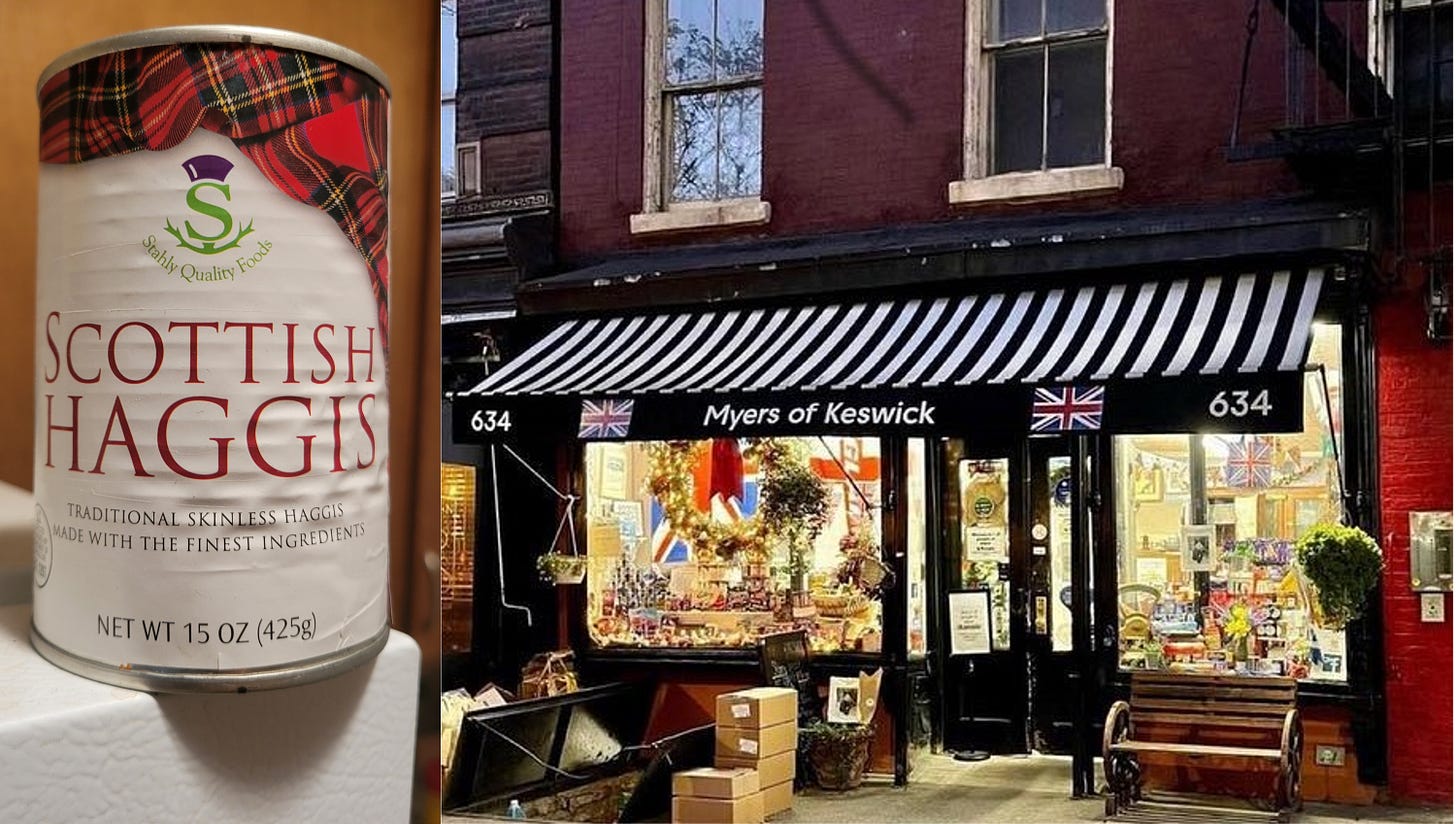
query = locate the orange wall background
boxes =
[0,0,442,807]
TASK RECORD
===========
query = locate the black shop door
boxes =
[935,437,1091,756]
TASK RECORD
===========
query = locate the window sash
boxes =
[653,0,764,207]
[665,81,763,203]
[983,24,1107,50]
[988,36,1108,174]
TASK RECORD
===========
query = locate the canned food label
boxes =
[33,43,389,674]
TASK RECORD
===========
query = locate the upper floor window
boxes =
[987,0,1108,173]
[634,0,770,234]
[951,0,1122,204]
[442,0,458,201]
[1397,0,1453,144]
[663,0,763,202]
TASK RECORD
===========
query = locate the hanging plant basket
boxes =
[1295,524,1383,629]
[537,552,586,586]
[801,723,874,791]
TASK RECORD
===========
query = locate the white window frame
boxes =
[949,0,1124,205]
[456,143,481,198]
[632,0,771,235]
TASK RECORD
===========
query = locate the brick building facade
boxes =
[447,0,1452,807]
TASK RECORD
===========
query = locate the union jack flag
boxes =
[1030,386,1105,432]
[648,484,760,564]
[1224,437,1274,488]
[578,399,634,439]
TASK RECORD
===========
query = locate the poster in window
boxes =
[947,591,992,656]
[1180,524,1216,573]
[611,501,645,540]
[600,443,629,499]
[960,460,1009,562]
[1310,627,1346,681]
[1131,461,1165,502]
[965,526,1009,561]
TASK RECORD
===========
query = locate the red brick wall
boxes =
[558,0,1315,261]
[1377,185,1453,804]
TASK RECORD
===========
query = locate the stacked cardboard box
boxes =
[714,687,798,818]
[671,767,762,824]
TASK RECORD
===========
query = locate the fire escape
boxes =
[1229,0,1452,337]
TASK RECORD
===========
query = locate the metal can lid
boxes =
[37,25,390,97]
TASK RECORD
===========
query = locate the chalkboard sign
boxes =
[757,630,820,726]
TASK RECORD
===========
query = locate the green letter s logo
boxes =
[184,182,233,243]
[164,182,254,255]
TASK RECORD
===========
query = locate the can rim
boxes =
[37,25,391,97]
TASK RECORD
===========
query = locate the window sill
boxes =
[948,165,1124,205]
[629,198,771,235]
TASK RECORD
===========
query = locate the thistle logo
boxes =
[164,155,254,255]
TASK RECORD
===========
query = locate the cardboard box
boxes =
[672,793,764,824]
[715,720,797,760]
[716,687,798,729]
[715,750,795,786]
[672,767,759,800]
[761,779,794,817]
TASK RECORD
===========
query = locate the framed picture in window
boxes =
[1181,525,1216,573]
[1132,462,1165,502]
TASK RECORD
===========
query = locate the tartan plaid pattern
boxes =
[39,43,390,348]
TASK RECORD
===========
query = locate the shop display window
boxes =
[441,463,476,655]
[1113,325,1348,683]
[583,437,885,653]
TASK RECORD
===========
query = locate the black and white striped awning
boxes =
[467,269,1323,397]
[453,269,1323,440]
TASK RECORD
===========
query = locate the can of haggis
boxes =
[31,27,391,693]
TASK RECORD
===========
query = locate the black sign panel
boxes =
[451,372,1305,443]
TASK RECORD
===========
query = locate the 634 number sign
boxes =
[1208,390,1272,418]
[469,409,513,433]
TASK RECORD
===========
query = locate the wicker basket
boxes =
[802,724,875,791]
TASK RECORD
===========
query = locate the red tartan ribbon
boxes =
[39,43,390,349]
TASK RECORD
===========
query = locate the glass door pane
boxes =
[1047,456,1074,652]
[958,458,1013,650]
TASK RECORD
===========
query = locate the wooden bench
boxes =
[1102,671,1303,820]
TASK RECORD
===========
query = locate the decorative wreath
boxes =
[645,439,793,563]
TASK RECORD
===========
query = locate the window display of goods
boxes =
[583,438,888,653]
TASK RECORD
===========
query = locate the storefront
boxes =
[452,257,1383,794]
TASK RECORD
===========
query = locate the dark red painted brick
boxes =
[556,0,1339,260]
[1377,185,1453,805]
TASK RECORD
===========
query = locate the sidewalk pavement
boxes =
[784,754,1451,823]
[445,752,1453,824]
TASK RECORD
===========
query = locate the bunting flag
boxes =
[1225,437,1275,488]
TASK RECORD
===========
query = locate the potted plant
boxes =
[1295,523,1383,629]
[537,551,586,585]
[800,722,875,790]
[759,457,829,592]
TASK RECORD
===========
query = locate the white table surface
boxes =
[0,482,422,824]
